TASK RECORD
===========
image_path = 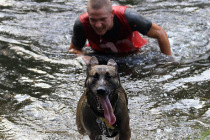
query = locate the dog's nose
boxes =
[96,88,106,96]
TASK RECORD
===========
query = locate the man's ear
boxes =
[111,10,114,19]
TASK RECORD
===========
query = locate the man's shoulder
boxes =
[74,17,83,28]
[80,12,89,20]
[124,8,139,17]
[80,12,91,25]
[112,5,127,15]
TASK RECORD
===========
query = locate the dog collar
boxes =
[96,117,118,138]
[98,117,114,129]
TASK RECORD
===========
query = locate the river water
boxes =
[0,0,209,139]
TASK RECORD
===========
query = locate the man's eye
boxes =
[101,18,106,21]
[90,19,96,22]
[100,18,107,22]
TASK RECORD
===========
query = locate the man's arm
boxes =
[125,9,172,56]
[69,17,86,56]
[146,23,172,56]
[68,17,92,64]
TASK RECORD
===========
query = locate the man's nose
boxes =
[95,21,102,28]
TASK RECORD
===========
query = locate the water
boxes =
[0,0,209,139]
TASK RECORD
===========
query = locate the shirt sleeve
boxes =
[124,8,152,35]
[71,17,86,49]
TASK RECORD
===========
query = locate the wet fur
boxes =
[76,57,131,140]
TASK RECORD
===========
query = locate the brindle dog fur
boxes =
[76,57,131,140]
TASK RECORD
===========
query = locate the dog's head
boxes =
[85,56,120,125]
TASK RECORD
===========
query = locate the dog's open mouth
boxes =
[96,95,116,125]
[97,96,104,111]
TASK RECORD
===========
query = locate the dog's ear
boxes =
[87,56,99,72]
[107,59,118,72]
[107,59,119,73]
[85,56,99,87]
[88,56,99,67]
[107,59,117,67]
[107,59,121,84]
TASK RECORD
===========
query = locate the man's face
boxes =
[88,7,114,36]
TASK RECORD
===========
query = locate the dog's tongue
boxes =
[98,96,116,125]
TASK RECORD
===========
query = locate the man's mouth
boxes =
[94,28,105,34]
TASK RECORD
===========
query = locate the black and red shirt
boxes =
[71,6,152,53]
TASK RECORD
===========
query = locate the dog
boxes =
[76,56,131,140]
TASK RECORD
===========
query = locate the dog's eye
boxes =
[105,72,112,79]
[93,73,99,79]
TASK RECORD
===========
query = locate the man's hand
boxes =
[69,42,92,65]
[99,42,118,53]
[69,42,83,56]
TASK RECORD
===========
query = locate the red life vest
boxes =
[80,6,148,53]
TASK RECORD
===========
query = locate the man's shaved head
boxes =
[87,0,112,13]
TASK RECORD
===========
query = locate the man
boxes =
[69,0,172,63]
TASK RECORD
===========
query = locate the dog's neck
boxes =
[86,89,119,137]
